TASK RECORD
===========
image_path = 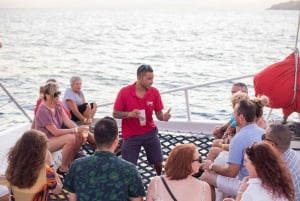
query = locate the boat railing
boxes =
[0,74,254,134]
[0,83,32,122]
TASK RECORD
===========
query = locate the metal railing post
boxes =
[0,83,32,122]
[184,89,191,121]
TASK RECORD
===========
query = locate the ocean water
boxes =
[0,8,299,132]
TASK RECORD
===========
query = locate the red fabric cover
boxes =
[253,53,300,118]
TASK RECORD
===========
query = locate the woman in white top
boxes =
[236,142,294,201]
[146,143,211,201]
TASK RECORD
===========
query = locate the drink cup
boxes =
[223,198,235,201]
[81,125,89,138]
[139,109,146,126]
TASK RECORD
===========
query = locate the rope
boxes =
[295,11,300,50]
[289,12,300,106]
[290,49,299,105]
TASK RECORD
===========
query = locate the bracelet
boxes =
[219,142,222,147]
[237,191,243,194]
[74,127,78,133]
[209,163,214,171]
[221,144,225,150]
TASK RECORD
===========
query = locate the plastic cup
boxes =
[81,125,89,138]
[223,198,235,201]
[139,109,146,126]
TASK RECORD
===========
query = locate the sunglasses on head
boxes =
[53,91,61,98]
[137,64,153,75]
[192,156,202,163]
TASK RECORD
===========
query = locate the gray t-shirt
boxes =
[63,88,85,110]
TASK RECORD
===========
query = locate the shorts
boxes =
[121,127,163,165]
[216,175,242,197]
[71,103,95,122]
[0,185,9,197]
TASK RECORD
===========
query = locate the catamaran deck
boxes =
[1,121,299,201]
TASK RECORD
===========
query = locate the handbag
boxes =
[160,176,177,201]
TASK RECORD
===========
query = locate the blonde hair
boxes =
[39,79,57,95]
[252,95,269,119]
[231,91,249,108]
[42,82,58,100]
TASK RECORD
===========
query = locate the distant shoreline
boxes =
[268,0,300,10]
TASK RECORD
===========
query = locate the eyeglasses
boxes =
[137,64,153,75]
[53,91,61,98]
[261,134,277,145]
[192,156,202,163]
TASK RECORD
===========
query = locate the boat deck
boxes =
[1,121,299,201]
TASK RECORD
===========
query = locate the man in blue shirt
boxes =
[200,100,264,198]
[64,117,145,201]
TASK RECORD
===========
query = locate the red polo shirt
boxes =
[114,83,164,139]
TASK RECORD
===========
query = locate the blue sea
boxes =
[0,8,299,132]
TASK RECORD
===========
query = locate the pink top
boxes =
[114,83,164,139]
[34,97,71,119]
[35,104,64,138]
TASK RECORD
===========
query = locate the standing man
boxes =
[263,124,300,201]
[64,117,145,201]
[200,99,264,199]
[113,64,171,175]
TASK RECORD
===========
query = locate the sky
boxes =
[0,0,288,10]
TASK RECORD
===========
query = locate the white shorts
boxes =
[0,185,9,197]
[216,175,241,197]
[214,151,229,166]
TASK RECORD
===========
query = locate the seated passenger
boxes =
[146,143,211,201]
[5,130,62,201]
[64,117,145,201]
[63,76,97,125]
[235,142,294,201]
[31,79,70,129]
[35,82,92,176]
[207,91,249,161]
[263,124,300,201]
[213,82,248,139]
[200,100,264,199]
[207,95,269,162]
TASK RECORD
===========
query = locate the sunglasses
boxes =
[192,156,202,163]
[137,64,153,75]
[53,91,61,98]
[261,134,277,145]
